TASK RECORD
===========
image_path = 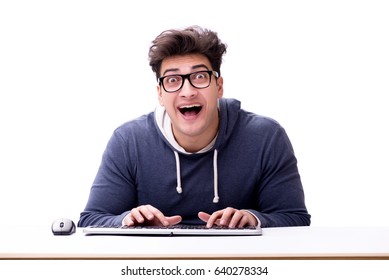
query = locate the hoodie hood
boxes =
[154,98,242,203]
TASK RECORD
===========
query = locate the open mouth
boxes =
[178,104,203,117]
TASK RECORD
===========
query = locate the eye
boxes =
[193,72,207,80]
[166,76,181,84]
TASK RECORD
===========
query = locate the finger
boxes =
[227,211,245,228]
[198,212,211,223]
[130,207,146,224]
[237,214,251,228]
[143,205,170,226]
[238,211,259,227]
[122,213,135,226]
[129,205,164,225]
[205,210,224,228]
[138,205,161,221]
[166,215,182,226]
[218,207,237,226]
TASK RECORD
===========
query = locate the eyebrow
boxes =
[162,64,210,76]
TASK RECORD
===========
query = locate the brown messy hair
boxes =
[148,26,227,80]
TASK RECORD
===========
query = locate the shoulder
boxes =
[117,112,153,129]
[235,110,295,154]
[217,98,288,149]
[239,109,283,134]
[220,97,282,132]
[113,112,155,138]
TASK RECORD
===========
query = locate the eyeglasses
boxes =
[158,70,219,93]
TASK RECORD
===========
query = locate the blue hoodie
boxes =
[78,98,310,227]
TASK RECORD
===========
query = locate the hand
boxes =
[122,204,182,227]
[198,207,259,228]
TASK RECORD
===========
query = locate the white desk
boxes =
[1,226,388,259]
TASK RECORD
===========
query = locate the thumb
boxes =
[198,212,211,223]
[166,215,182,225]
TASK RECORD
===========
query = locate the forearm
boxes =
[249,209,311,228]
[78,210,130,227]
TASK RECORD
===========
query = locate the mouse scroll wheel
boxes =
[60,222,64,228]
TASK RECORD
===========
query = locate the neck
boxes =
[174,132,217,153]
[173,115,219,153]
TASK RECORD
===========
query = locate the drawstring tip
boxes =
[213,196,219,203]
[176,186,182,194]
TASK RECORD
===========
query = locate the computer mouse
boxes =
[51,218,76,235]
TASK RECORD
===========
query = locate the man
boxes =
[78,26,310,228]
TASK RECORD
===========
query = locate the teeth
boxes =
[180,104,201,109]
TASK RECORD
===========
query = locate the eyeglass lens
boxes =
[162,71,212,92]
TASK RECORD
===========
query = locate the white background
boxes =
[1,0,388,228]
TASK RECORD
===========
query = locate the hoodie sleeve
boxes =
[249,124,311,228]
[77,129,136,227]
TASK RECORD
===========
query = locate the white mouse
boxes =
[51,218,76,235]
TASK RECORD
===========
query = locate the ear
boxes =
[217,76,224,99]
[157,85,164,106]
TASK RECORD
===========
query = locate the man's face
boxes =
[157,54,224,151]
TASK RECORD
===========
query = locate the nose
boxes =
[179,78,198,98]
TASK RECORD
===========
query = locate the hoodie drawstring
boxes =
[174,151,182,194]
[212,149,219,203]
[173,150,219,203]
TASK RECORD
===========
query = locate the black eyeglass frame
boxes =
[158,70,219,93]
